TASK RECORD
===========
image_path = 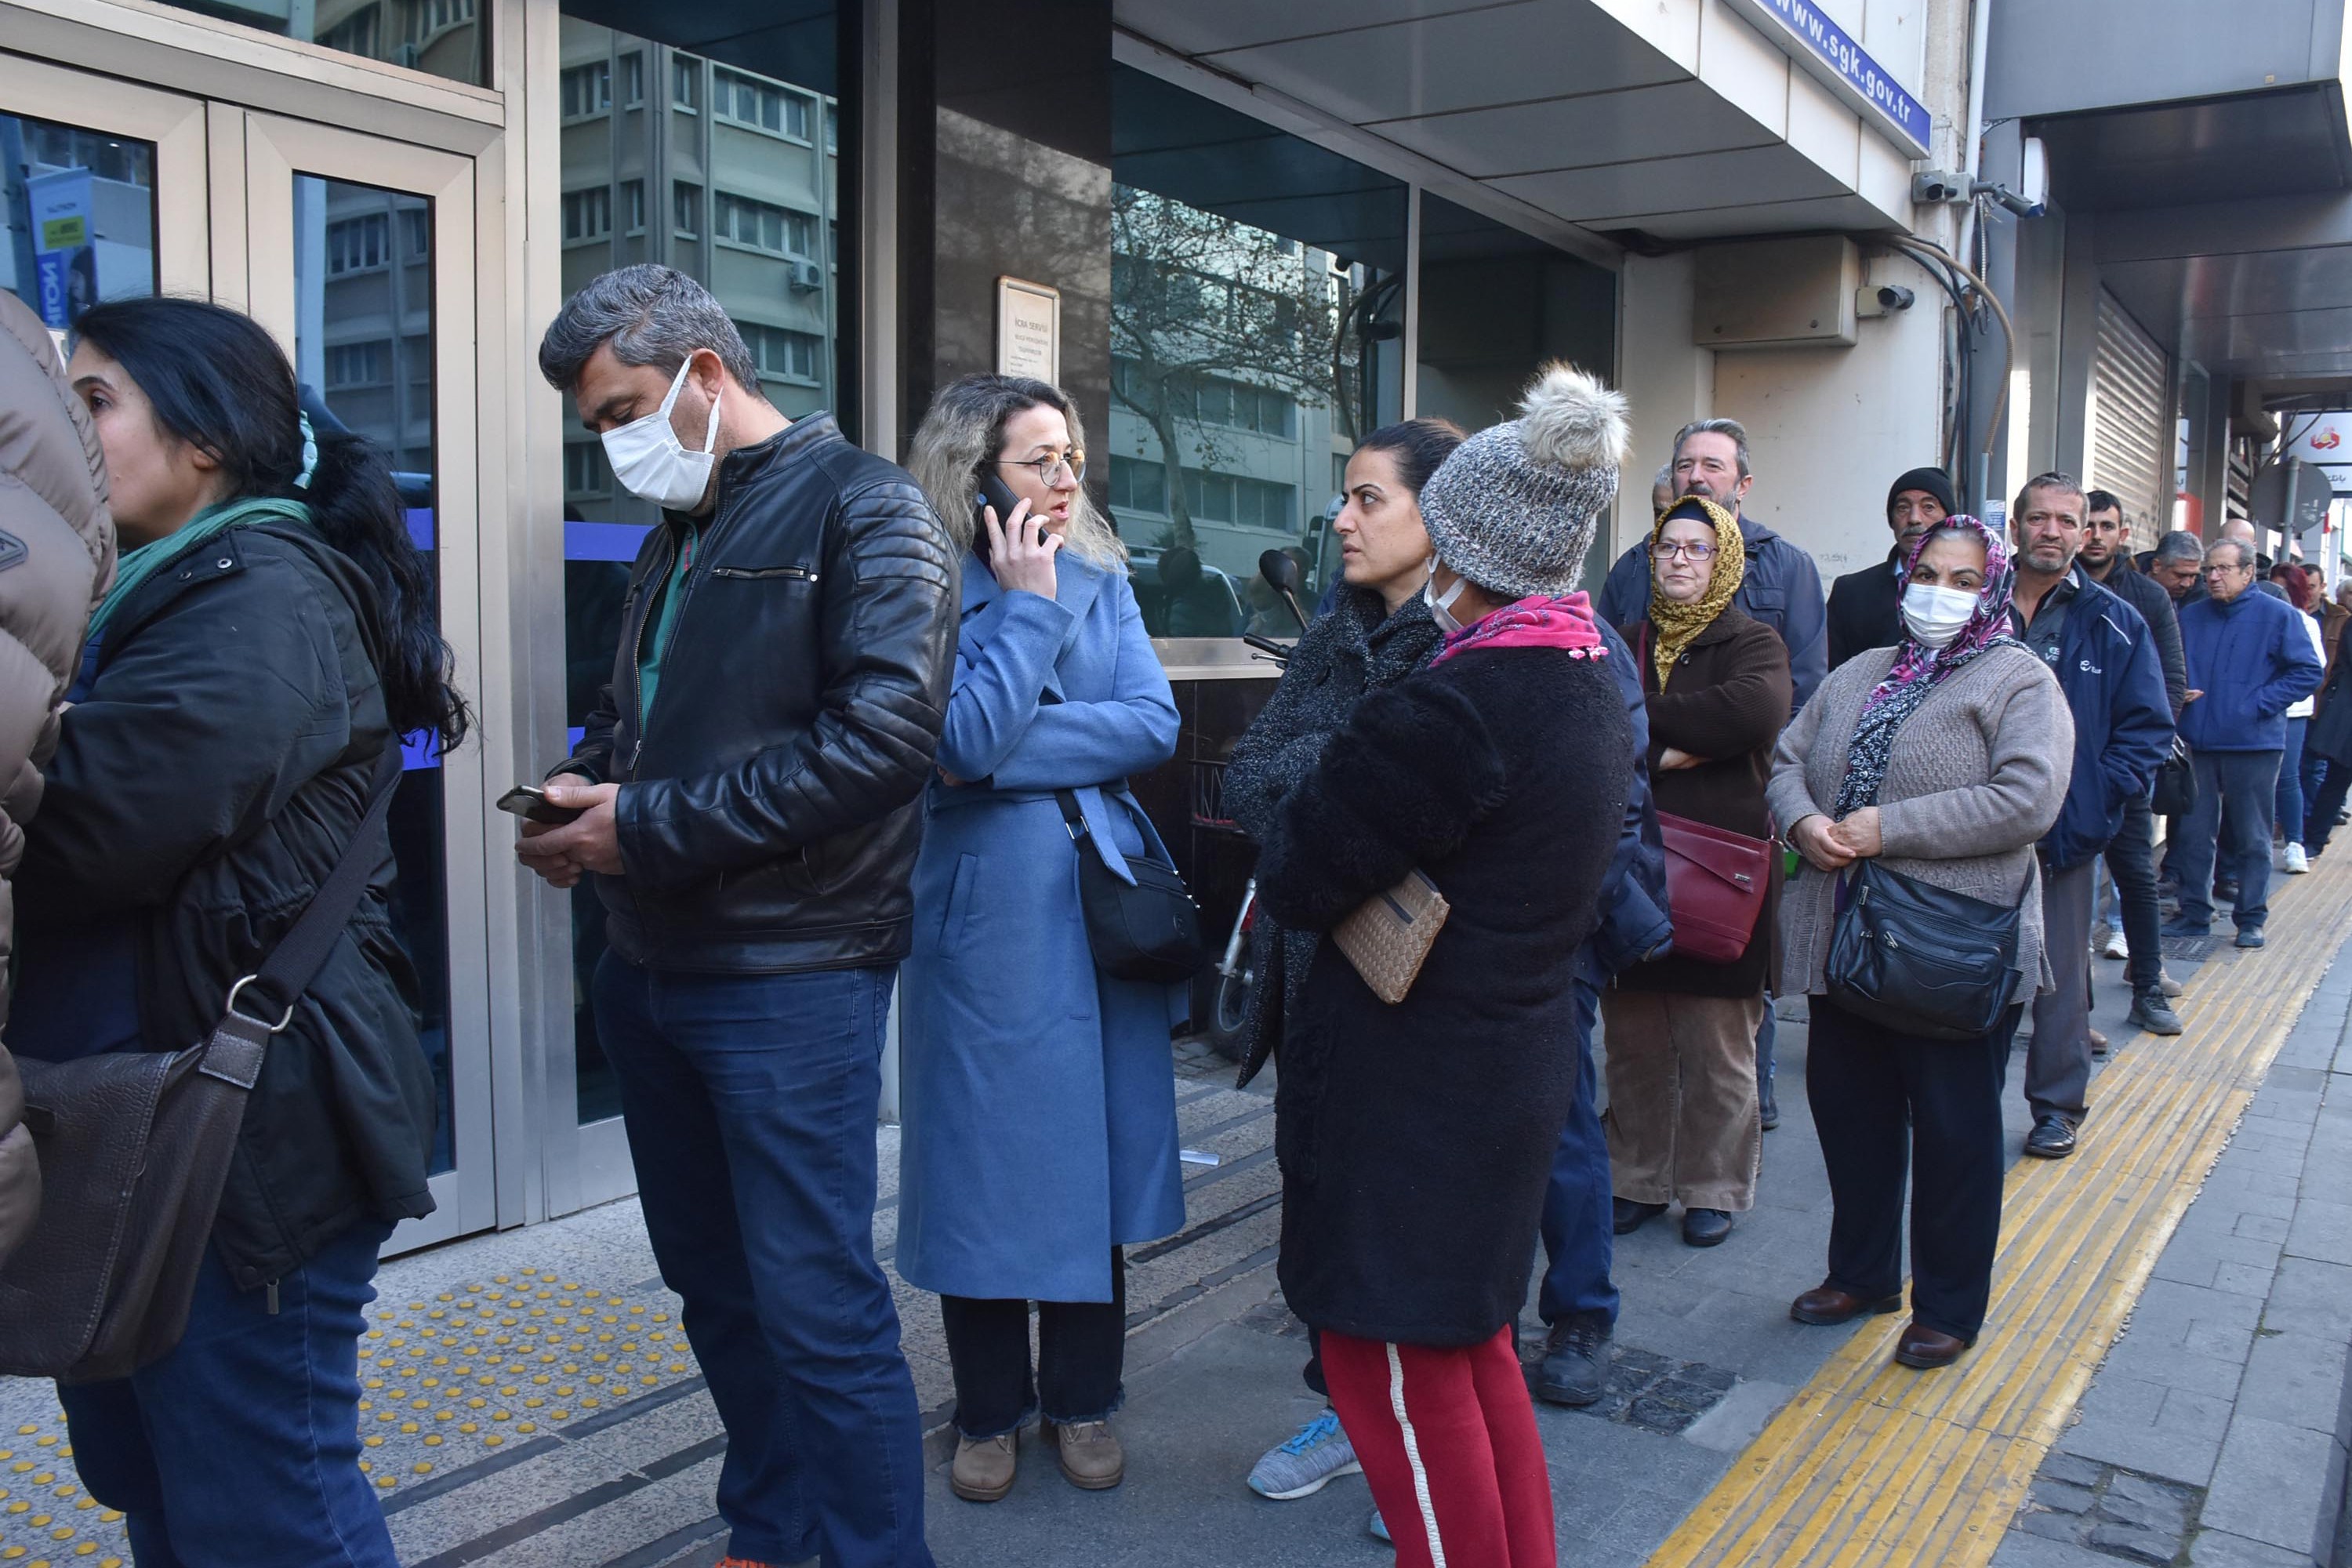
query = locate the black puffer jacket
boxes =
[561,416,956,973]
[1223,586,1440,1085]
[15,521,436,1290]
[1255,644,1628,1346]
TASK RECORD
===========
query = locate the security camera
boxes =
[1911,169,1969,205]
[1876,285,1915,312]
[1973,181,2045,220]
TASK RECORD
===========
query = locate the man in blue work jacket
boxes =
[2005,474,2175,1162]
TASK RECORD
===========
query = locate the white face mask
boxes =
[1424,559,1470,634]
[1901,582,1979,649]
[601,354,723,510]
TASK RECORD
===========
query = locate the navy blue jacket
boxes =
[1579,616,1672,985]
[1599,513,1828,709]
[2018,569,2176,871]
[2177,590,2326,753]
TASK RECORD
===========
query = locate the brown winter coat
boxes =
[1617,606,1792,998]
[0,295,114,1264]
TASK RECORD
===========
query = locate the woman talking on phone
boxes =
[899,374,1186,1505]
[9,296,465,1564]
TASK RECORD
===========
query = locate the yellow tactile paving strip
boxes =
[1646,855,2352,1568]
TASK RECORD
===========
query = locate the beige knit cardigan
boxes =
[1766,644,2074,1001]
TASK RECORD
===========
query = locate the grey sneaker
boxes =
[1246,1407,1361,1500]
[2129,990,2183,1036]
[1368,1508,1390,1543]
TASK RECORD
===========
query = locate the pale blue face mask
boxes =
[1424,558,1469,633]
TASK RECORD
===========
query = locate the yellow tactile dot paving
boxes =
[0,1273,688,1560]
[1646,855,2352,1568]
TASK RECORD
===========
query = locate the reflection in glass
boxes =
[293,174,456,1175]
[553,8,843,1125]
[1,114,157,330]
[149,0,487,88]
[1108,66,1406,636]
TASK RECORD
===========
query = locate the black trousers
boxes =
[1806,995,2022,1341]
[2308,757,2352,857]
[939,1248,1126,1438]
[2103,794,2164,994]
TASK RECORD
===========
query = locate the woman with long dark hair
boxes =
[9,295,466,1566]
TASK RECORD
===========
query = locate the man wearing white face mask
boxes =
[516,267,954,1568]
[2003,474,2172,1162]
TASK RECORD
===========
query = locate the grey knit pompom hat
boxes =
[1419,364,1631,598]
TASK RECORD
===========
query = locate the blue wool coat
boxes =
[896,549,1189,1303]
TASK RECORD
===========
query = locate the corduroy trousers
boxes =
[1601,989,1767,1211]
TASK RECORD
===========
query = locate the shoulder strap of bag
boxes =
[227,742,407,1032]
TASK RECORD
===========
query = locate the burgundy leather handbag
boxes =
[1657,811,1771,964]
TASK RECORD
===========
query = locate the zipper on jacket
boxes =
[710,564,818,582]
[265,1279,280,1315]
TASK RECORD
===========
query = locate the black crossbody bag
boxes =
[1054,789,1208,985]
[1824,857,2021,1042]
[0,745,405,1382]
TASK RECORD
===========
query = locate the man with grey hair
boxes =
[514,265,953,1568]
[2148,529,2208,606]
[2165,536,2323,949]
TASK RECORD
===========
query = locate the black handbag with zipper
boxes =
[0,744,405,1382]
[1824,857,2022,1042]
[2150,735,2198,817]
[1054,789,1208,985]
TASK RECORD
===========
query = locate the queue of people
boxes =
[1,252,2339,1568]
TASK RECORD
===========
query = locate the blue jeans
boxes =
[2167,749,2282,933]
[2278,717,2310,845]
[59,1221,397,1568]
[1538,975,1618,1330]
[593,954,932,1568]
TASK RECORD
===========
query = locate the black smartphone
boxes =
[971,469,1039,564]
[496,784,585,826]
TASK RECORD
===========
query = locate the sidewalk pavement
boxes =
[1,890,2347,1567]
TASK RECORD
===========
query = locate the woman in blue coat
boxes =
[902,374,1188,1504]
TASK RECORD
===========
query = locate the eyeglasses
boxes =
[1650,539,1718,561]
[996,451,1087,485]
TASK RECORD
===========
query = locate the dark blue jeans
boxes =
[2168,749,2281,933]
[1538,975,1618,1330]
[59,1220,397,1568]
[2278,717,2310,845]
[593,954,931,1568]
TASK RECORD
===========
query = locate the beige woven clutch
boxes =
[1332,870,1450,1004]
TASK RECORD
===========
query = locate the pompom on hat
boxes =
[1418,363,1631,599]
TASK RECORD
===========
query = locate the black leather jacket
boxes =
[560,416,956,973]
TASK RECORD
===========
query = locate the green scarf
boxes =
[87,495,314,645]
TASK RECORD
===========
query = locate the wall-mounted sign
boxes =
[996,277,1060,384]
[1723,0,1933,157]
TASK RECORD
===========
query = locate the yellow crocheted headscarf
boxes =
[1646,495,1745,688]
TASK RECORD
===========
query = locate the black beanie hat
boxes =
[1887,466,1958,520]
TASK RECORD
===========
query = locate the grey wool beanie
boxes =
[1419,363,1630,598]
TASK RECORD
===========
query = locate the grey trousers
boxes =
[2027,858,2096,1122]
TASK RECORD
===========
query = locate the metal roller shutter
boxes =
[2085,292,2172,550]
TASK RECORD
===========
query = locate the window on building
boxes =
[825,103,839,153]
[564,441,611,496]
[1179,470,1297,532]
[404,209,430,260]
[561,61,611,120]
[621,180,646,234]
[150,0,481,86]
[326,213,390,275]
[713,67,811,140]
[1109,458,1167,514]
[561,187,612,244]
[673,180,701,237]
[325,340,389,387]
[713,193,816,258]
[672,55,699,111]
[743,324,822,383]
[619,53,644,107]
[419,0,474,36]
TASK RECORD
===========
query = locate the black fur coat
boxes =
[1254,643,1628,1347]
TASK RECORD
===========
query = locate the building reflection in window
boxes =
[552,5,843,1127]
[150,0,488,88]
[1108,64,1406,637]
[0,114,156,330]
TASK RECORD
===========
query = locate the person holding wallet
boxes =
[898,373,1188,1506]
[1250,365,1632,1568]
[1603,495,1792,1250]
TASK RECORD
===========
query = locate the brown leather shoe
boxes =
[1046,1418,1124,1490]
[1893,1321,1973,1369]
[949,1431,1018,1502]
[1790,1285,1904,1326]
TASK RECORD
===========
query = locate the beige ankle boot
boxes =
[1046,1418,1124,1490]
[950,1430,1018,1502]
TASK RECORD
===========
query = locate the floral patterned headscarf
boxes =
[1832,514,2024,818]
[1645,495,1745,689]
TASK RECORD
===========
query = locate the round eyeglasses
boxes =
[996,451,1087,486]
[1650,539,1717,561]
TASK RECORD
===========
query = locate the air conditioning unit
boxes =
[788,260,825,294]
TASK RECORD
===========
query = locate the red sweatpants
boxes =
[1319,1324,1556,1568]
